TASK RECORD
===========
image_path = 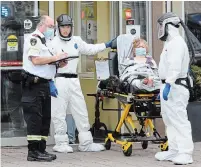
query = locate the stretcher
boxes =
[97,38,168,156]
[104,91,168,156]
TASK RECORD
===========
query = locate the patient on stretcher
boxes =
[98,35,161,93]
[118,36,161,93]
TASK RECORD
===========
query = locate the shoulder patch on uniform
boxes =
[30,38,37,46]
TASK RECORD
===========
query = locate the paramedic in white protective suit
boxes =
[155,12,194,165]
[51,14,114,153]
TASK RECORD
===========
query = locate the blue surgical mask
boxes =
[135,48,146,56]
[43,28,54,39]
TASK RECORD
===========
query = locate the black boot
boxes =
[27,150,53,162]
[39,140,57,160]
[27,141,52,162]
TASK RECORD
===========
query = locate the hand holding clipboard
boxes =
[48,52,79,65]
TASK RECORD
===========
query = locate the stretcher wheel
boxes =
[105,138,111,150]
[123,144,132,156]
[141,141,148,149]
[160,141,169,151]
[161,146,169,151]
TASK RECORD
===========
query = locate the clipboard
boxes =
[95,59,110,80]
[48,56,79,65]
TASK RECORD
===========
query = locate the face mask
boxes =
[135,48,146,56]
[43,28,54,39]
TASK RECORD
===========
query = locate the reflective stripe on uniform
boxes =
[41,136,48,141]
[27,135,41,141]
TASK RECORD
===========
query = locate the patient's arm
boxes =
[143,78,153,86]
[143,78,149,84]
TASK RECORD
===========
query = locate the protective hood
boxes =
[55,25,73,41]
[56,14,74,41]
[166,24,180,42]
[55,26,74,41]
[157,12,180,41]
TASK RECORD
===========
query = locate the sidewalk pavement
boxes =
[1,142,201,167]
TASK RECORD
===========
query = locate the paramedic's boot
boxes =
[172,154,193,165]
[27,150,53,162]
[155,150,178,161]
[78,131,105,152]
[39,140,57,160]
[27,141,52,162]
[53,134,73,153]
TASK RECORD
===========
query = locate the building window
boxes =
[122,1,147,40]
[1,70,25,138]
[185,1,201,43]
[80,1,97,74]
[1,1,48,67]
[1,1,48,138]
[110,1,119,39]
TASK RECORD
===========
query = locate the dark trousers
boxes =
[21,82,51,151]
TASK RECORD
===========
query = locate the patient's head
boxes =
[133,38,149,57]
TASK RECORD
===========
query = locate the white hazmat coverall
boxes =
[155,24,194,165]
[51,35,106,153]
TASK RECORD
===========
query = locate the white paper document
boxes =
[95,60,110,80]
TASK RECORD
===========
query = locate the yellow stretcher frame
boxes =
[104,92,168,156]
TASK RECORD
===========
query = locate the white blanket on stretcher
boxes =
[117,34,161,92]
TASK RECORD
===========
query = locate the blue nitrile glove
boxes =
[49,80,58,97]
[105,38,116,48]
[163,83,171,101]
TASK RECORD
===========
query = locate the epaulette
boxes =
[32,34,46,44]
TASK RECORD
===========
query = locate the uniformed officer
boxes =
[22,15,68,162]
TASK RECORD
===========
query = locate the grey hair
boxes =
[37,15,47,28]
